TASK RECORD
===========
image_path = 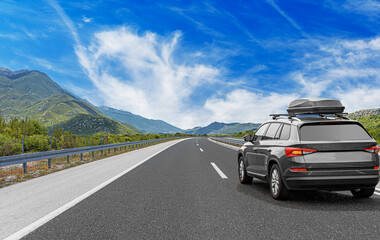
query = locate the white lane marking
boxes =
[374,192,380,196]
[210,162,228,179]
[5,139,188,240]
[196,143,199,146]
[375,188,380,193]
[199,148,203,152]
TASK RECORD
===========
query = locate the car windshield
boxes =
[300,123,372,141]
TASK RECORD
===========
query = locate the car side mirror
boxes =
[243,134,252,142]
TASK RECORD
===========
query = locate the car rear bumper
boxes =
[283,169,379,190]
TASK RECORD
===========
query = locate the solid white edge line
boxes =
[199,148,203,152]
[5,138,189,240]
[375,188,380,193]
[210,162,228,179]
[374,192,380,196]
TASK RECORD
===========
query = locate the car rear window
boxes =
[300,123,372,141]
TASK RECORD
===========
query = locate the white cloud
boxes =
[75,27,221,128]
[335,87,380,112]
[82,16,93,23]
[205,89,298,123]
[292,36,380,100]
[49,0,380,129]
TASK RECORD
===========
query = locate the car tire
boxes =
[238,156,252,184]
[351,188,375,198]
[269,164,290,200]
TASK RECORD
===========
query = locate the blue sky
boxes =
[0,0,380,129]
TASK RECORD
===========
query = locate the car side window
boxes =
[262,123,282,140]
[274,124,283,139]
[279,124,291,140]
[253,124,269,141]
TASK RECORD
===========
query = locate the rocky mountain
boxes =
[184,122,261,135]
[96,106,183,133]
[348,108,380,129]
[0,68,140,135]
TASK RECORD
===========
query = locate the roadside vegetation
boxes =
[0,116,192,157]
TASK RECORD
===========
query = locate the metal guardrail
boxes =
[0,137,180,173]
[210,137,245,146]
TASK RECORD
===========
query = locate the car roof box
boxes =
[287,98,345,116]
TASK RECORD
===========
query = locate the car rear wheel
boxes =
[270,164,290,200]
[351,188,375,198]
[238,156,252,184]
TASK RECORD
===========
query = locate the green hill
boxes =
[348,108,380,143]
[25,94,104,126]
[0,68,140,135]
[51,114,137,135]
[96,106,183,133]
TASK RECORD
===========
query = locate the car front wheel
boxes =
[270,164,290,200]
[238,156,252,184]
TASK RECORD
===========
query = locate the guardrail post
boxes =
[101,136,103,156]
[22,138,27,173]
[92,151,94,158]
[67,155,70,163]
[108,148,110,154]
[80,153,83,161]
[23,162,27,173]
[48,135,52,169]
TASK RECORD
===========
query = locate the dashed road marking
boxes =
[199,148,203,152]
[210,162,228,179]
[375,188,380,196]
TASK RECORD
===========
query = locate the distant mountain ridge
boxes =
[96,106,183,133]
[184,121,261,135]
[0,68,140,135]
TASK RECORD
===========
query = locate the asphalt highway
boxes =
[21,138,380,239]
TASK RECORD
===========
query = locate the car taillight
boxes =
[290,168,307,171]
[285,148,317,157]
[364,146,379,154]
[374,166,379,170]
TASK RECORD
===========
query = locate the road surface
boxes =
[2,138,380,239]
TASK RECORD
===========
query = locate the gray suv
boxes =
[238,98,379,200]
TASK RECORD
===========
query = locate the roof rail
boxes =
[269,113,298,120]
[270,113,349,121]
[335,113,350,120]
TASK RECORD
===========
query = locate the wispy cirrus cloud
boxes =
[265,0,309,38]
[167,6,224,38]
[47,0,80,44]
[325,0,380,16]
[0,33,19,40]
[290,36,380,110]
